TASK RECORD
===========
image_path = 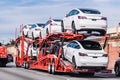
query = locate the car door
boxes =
[64,42,73,60]
[64,10,74,30]
[65,41,80,62]
[69,41,81,62]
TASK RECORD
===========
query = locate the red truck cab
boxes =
[0,46,13,67]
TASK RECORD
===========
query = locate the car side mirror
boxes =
[65,14,68,17]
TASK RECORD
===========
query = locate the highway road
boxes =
[0,63,119,80]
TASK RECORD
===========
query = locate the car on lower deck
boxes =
[62,40,108,69]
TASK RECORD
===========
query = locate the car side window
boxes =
[67,10,75,17]
[67,41,80,49]
[45,20,50,26]
[73,10,79,15]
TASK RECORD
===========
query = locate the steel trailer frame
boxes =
[15,29,111,74]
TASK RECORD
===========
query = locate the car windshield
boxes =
[79,40,102,50]
[79,9,101,14]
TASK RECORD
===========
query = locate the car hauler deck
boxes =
[15,26,111,75]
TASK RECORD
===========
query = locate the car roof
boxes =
[72,40,99,43]
[36,23,45,27]
[78,8,101,14]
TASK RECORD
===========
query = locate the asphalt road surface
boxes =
[0,63,120,80]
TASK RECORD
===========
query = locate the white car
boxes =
[28,43,39,57]
[28,23,45,39]
[23,25,31,37]
[62,8,107,35]
[41,19,62,38]
[62,40,108,69]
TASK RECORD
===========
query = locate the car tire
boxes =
[27,32,28,37]
[32,32,34,40]
[40,32,42,39]
[61,21,65,32]
[115,64,120,77]
[72,21,76,34]
[61,49,66,60]
[72,56,77,68]
[46,28,49,35]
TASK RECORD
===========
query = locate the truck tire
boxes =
[115,64,120,76]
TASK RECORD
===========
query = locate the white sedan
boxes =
[28,23,45,39]
[23,25,31,37]
[41,19,62,38]
[62,8,107,35]
[62,40,108,69]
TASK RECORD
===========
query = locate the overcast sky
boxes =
[0,0,120,43]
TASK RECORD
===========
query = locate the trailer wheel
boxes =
[51,63,55,74]
[15,61,21,67]
[25,62,30,69]
[115,64,120,76]
[48,63,52,74]
[46,28,49,35]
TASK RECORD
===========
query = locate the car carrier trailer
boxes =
[15,26,111,75]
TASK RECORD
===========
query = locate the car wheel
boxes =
[61,49,66,60]
[61,21,65,32]
[115,64,120,76]
[32,32,34,40]
[46,28,49,35]
[27,32,28,37]
[40,32,42,38]
[72,21,76,34]
[72,56,77,68]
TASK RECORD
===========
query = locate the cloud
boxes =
[92,0,112,2]
[0,0,120,43]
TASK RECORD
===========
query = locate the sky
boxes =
[0,0,120,43]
